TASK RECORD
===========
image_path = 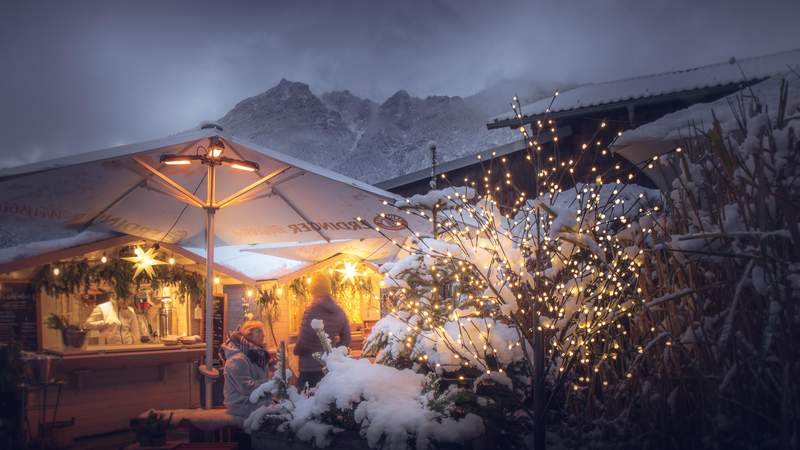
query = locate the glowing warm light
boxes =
[168,257,176,265]
[122,246,165,279]
[230,163,257,172]
[214,277,221,285]
[100,255,108,263]
[336,261,362,282]
[52,267,60,276]
[246,289,254,298]
[164,158,192,165]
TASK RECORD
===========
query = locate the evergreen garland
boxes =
[31,255,204,300]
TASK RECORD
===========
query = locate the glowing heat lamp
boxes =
[122,246,165,279]
[162,155,193,166]
[336,261,362,282]
[230,162,258,172]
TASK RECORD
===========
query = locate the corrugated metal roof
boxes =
[489,48,800,124]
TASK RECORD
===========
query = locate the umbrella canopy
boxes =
[0,125,421,407]
[243,237,403,264]
[0,126,420,247]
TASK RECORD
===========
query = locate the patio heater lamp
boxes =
[130,135,289,408]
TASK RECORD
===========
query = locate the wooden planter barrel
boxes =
[252,429,486,450]
[251,429,371,450]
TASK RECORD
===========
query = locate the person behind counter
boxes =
[221,320,271,420]
[83,292,142,345]
[293,273,351,389]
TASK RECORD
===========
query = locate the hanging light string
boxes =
[355,92,684,396]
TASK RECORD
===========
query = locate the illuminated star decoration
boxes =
[122,246,166,279]
[336,261,362,283]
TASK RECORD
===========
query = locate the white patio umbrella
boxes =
[243,237,404,264]
[0,124,421,407]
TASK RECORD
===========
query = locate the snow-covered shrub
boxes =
[246,322,484,450]
[363,139,664,448]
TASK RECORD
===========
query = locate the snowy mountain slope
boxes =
[336,90,518,183]
[218,79,356,167]
[218,78,557,183]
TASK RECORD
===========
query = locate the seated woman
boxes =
[221,320,271,420]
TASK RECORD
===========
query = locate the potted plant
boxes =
[45,314,87,349]
[130,410,173,447]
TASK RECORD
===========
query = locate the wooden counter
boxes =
[29,344,206,442]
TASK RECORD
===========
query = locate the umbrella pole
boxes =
[204,165,217,409]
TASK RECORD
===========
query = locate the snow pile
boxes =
[361,313,413,364]
[246,323,485,450]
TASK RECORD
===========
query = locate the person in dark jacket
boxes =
[221,320,270,421]
[293,273,351,389]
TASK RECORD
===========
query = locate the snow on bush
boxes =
[246,321,484,450]
[398,186,476,209]
[246,358,485,449]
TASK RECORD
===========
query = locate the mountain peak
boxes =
[218,78,548,183]
[387,89,411,100]
[269,78,314,100]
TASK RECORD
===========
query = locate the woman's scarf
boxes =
[223,331,269,369]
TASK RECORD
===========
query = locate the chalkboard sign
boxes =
[211,294,226,364]
[0,283,38,351]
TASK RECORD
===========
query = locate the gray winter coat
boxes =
[293,296,351,373]
[222,340,268,419]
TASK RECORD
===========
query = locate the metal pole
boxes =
[429,142,437,190]
[534,326,545,450]
[203,163,216,409]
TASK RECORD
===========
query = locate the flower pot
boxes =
[23,352,60,384]
[61,329,87,349]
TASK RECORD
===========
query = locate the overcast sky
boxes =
[1,0,798,167]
